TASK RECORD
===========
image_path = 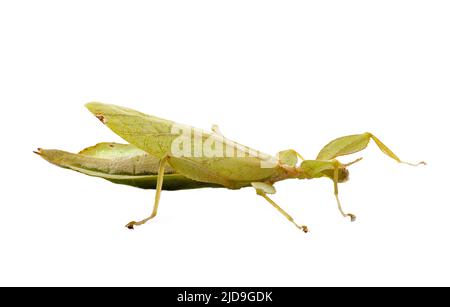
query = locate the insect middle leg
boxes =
[252,183,308,233]
[126,156,168,229]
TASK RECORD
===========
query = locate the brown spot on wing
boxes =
[95,113,107,124]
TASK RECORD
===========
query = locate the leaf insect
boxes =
[36,102,425,232]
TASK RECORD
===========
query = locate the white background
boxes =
[1,1,449,286]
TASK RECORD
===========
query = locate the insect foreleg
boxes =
[332,161,356,222]
[369,134,426,166]
[126,156,169,229]
[251,182,308,233]
[317,132,426,166]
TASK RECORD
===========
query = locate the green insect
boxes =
[36,102,425,232]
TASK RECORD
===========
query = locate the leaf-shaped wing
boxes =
[85,102,282,188]
[85,102,180,159]
[36,142,221,190]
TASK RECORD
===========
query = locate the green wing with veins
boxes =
[36,142,222,190]
[85,102,283,188]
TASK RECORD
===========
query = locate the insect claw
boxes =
[347,214,356,222]
[402,161,427,167]
[297,225,309,233]
[125,221,136,229]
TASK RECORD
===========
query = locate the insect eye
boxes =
[339,168,350,183]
